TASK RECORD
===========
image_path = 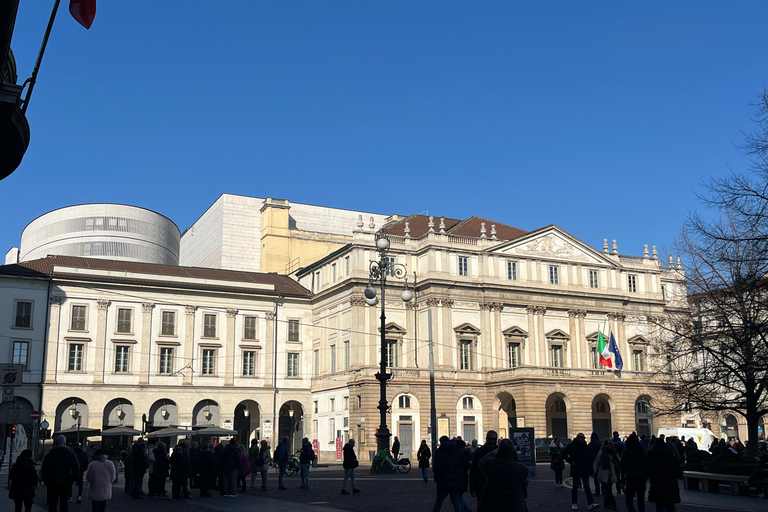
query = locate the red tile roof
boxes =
[0,256,310,298]
[384,214,526,241]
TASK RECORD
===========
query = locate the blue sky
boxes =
[2,2,766,262]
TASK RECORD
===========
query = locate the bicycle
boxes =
[373,453,411,474]
[271,450,301,476]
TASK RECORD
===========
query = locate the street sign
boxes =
[30,410,40,421]
[2,386,14,402]
[1,364,23,386]
[262,421,273,439]
[7,408,20,424]
[40,420,49,430]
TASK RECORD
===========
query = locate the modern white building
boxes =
[12,204,180,266]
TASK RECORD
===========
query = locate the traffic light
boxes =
[10,426,16,439]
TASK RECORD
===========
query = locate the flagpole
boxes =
[22,0,61,112]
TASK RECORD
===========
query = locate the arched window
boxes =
[462,397,475,410]
[398,395,411,409]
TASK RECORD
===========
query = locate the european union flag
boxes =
[608,331,623,370]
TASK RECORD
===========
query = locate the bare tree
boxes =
[654,88,768,457]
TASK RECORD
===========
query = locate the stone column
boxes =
[139,302,154,385]
[577,311,587,369]
[225,308,237,387]
[349,297,367,368]
[405,302,417,368]
[536,307,547,366]
[264,311,275,388]
[183,306,197,386]
[479,302,492,370]
[567,310,577,368]
[93,299,110,385]
[44,296,64,384]
[441,300,454,368]
[493,304,503,370]
[525,306,537,366]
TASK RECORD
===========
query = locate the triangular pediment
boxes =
[627,334,650,345]
[491,226,618,266]
[378,322,406,334]
[454,323,480,334]
[545,329,570,340]
[502,326,528,337]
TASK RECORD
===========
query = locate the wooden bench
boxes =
[683,471,764,496]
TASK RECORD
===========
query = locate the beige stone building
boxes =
[298,214,687,460]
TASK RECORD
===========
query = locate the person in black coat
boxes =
[469,430,498,504]
[647,438,682,512]
[587,432,602,496]
[152,443,170,498]
[562,433,598,510]
[478,439,528,512]
[129,441,147,499]
[340,439,361,494]
[392,437,401,461]
[431,437,470,512]
[418,440,432,482]
[221,439,241,496]
[9,449,38,512]
[170,443,191,500]
[620,434,648,512]
[197,444,216,498]
[72,444,89,504]
[42,435,80,512]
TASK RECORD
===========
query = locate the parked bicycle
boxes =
[373,452,411,474]
[270,449,301,476]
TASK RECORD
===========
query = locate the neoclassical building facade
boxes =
[298,214,687,460]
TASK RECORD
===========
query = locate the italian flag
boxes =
[597,331,612,368]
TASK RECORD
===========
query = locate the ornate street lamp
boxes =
[364,229,413,465]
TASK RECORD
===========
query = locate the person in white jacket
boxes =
[593,439,620,511]
[86,449,116,512]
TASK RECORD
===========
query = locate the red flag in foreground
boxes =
[69,0,96,29]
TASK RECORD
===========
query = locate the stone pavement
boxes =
[0,464,765,512]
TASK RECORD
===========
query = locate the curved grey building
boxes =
[20,204,180,265]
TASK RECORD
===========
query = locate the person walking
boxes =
[42,435,80,512]
[197,444,216,498]
[478,438,528,512]
[129,441,148,499]
[170,443,191,501]
[562,432,599,510]
[86,449,116,512]
[298,437,315,489]
[237,443,250,493]
[257,440,272,491]
[341,439,361,494]
[550,438,566,488]
[275,436,289,490]
[418,439,432,482]
[647,438,682,512]
[593,439,620,510]
[432,437,470,512]
[392,436,401,461]
[248,439,261,489]
[587,433,602,496]
[151,443,170,498]
[73,443,89,504]
[456,439,473,512]
[8,449,37,512]
[611,432,626,495]
[620,434,648,512]
[469,430,498,505]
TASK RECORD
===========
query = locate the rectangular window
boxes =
[287,352,299,377]
[330,398,335,412]
[117,308,132,333]
[115,345,130,373]
[314,401,318,413]
[161,311,176,336]
[507,261,517,281]
[12,341,29,370]
[313,350,319,377]
[385,340,397,368]
[68,343,84,371]
[315,271,320,291]
[202,348,216,375]
[591,347,599,369]
[159,347,174,374]
[343,340,350,370]
[628,275,637,293]
[332,263,337,282]
[288,319,300,341]
[661,284,666,301]
[345,256,350,276]
[549,265,559,285]
[458,256,469,277]
[460,340,473,370]
[243,316,257,340]
[71,305,87,331]
[13,301,32,328]
[589,269,599,289]
[344,396,349,410]
[330,345,336,373]
[508,342,520,368]
[386,256,396,276]
[203,314,217,337]
[551,345,563,368]
[243,350,256,376]
[633,350,644,372]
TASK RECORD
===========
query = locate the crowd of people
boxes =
[6,429,767,512]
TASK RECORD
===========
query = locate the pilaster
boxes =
[139,302,154,385]
[44,296,64,384]
[441,299,454,369]
[264,310,275,387]
[183,306,196,386]
[536,307,547,366]
[93,299,110,385]
[225,308,237,387]
[525,306,536,366]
